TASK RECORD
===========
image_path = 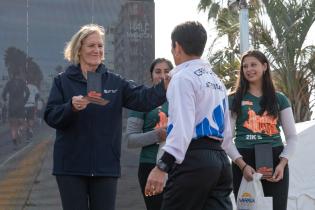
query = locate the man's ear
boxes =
[174,41,182,57]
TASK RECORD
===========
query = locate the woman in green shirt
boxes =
[126,58,173,210]
[229,50,298,210]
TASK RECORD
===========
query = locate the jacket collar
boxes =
[169,59,207,77]
[65,63,108,82]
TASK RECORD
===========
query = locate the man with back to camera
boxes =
[145,21,239,210]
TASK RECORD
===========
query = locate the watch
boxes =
[156,159,171,173]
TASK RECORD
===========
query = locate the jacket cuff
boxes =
[160,151,175,164]
[65,99,78,117]
[156,152,176,173]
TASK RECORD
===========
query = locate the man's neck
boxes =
[178,55,200,65]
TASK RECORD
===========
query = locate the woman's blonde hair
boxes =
[64,24,105,64]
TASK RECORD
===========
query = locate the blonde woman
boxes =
[44,24,168,210]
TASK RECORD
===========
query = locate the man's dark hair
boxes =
[171,21,207,56]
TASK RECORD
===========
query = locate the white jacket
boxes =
[162,59,241,164]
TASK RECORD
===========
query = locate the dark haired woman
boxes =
[126,58,173,210]
[229,50,298,210]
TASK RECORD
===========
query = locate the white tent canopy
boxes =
[285,120,315,210]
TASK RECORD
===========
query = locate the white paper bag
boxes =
[237,173,273,210]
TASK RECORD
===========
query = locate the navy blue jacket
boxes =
[44,64,166,177]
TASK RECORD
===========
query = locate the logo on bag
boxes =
[238,192,255,209]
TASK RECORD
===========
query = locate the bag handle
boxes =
[253,173,264,197]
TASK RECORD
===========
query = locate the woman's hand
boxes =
[234,157,255,181]
[157,127,167,142]
[162,74,171,90]
[72,95,90,111]
[266,157,288,182]
[243,165,255,181]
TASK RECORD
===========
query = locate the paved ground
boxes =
[0,125,146,210]
[0,124,236,210]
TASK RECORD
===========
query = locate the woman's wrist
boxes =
[241,164,248,172]
[156,129,162,142]
[156,128,166,142]
[234,157,247,171]
[279,157,288,167]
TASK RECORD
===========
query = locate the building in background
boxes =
[114,0,155,86]
[0,0,155,98]
[104,25,116,70]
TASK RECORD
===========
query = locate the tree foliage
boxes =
[4,46,43,88]
[199,0,315,122]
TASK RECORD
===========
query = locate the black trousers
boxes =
[232,146,289,210]
[161,139,233,210]
[56,175,117,210]
[138,163,163,210]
